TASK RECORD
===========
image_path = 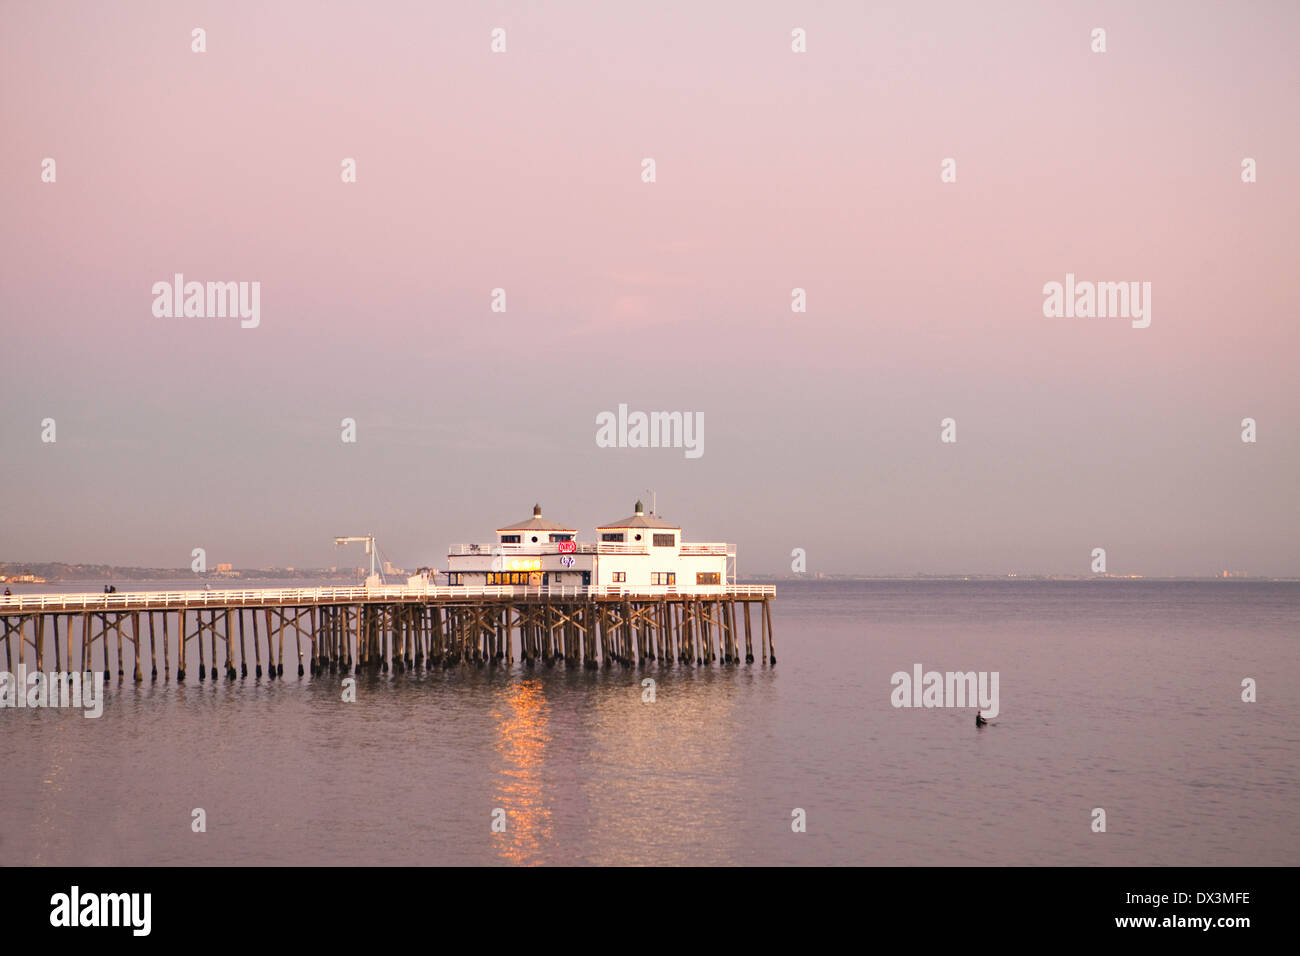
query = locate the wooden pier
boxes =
[0,584,777,683]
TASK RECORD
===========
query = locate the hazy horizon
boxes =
[3,1,1297,578]
[3,565,1297,582]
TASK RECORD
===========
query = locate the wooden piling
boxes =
[196,611,206,681]
[261,608,274,679]
[310,606,321,675]
[147,612,157,680]
[278,611,286,678]
[222,608,233,679]
[131,612,142,682]
[237,610,248,678]
[176,609,185,681]
[743,601,754,663]
[300,609,309,677]
[762,598,775,665]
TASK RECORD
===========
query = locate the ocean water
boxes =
[2,580,1296,866]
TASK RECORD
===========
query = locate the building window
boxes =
[500,535,520,544]
[601,532,625,542]
[696,572,720,585]
[651,572,676,586]
[448,573,463,586]
[653,533,675,547]
[611,572,626,583]
[549,533,573,542]
[487,572,532,585]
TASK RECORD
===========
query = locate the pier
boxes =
[0,584,777,683]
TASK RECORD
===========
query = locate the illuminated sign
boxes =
[557,541,577,554]
[509,559,542,571]
[560,555,575,568]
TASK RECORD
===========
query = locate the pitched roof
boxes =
[496,504,576,533]
[597,500,680,530]
[496,517,576,532]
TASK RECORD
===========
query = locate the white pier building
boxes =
[445,501,734,593]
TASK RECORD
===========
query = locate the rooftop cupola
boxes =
[533,504,542,517]
[634,500,644,516]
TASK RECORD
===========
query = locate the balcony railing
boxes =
[448,542,652,556]
[678,543,733,556]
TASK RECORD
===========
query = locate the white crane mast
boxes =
[334,535,380,585]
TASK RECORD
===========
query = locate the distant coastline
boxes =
[2,562,1295,585]
[0,562,361,585]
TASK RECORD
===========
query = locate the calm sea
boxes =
[2,580,1296,866]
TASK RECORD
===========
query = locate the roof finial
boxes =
[533,503,542,517]
[634,499,644,515]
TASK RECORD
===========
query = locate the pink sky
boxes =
[1,1,1297,575]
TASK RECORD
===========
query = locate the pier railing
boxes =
[0,583,776,613]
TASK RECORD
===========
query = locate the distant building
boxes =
[215,563,233,572]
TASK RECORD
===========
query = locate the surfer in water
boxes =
[975,710,988,728]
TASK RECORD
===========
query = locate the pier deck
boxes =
[0,584,777,682]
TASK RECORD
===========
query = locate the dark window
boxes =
[696,572,720,585]
[653,534,675,547]
[601,532,625,542]
[549,534,573,542]
[500,535,520,544]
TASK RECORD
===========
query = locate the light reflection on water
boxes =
[492,679,552,865]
